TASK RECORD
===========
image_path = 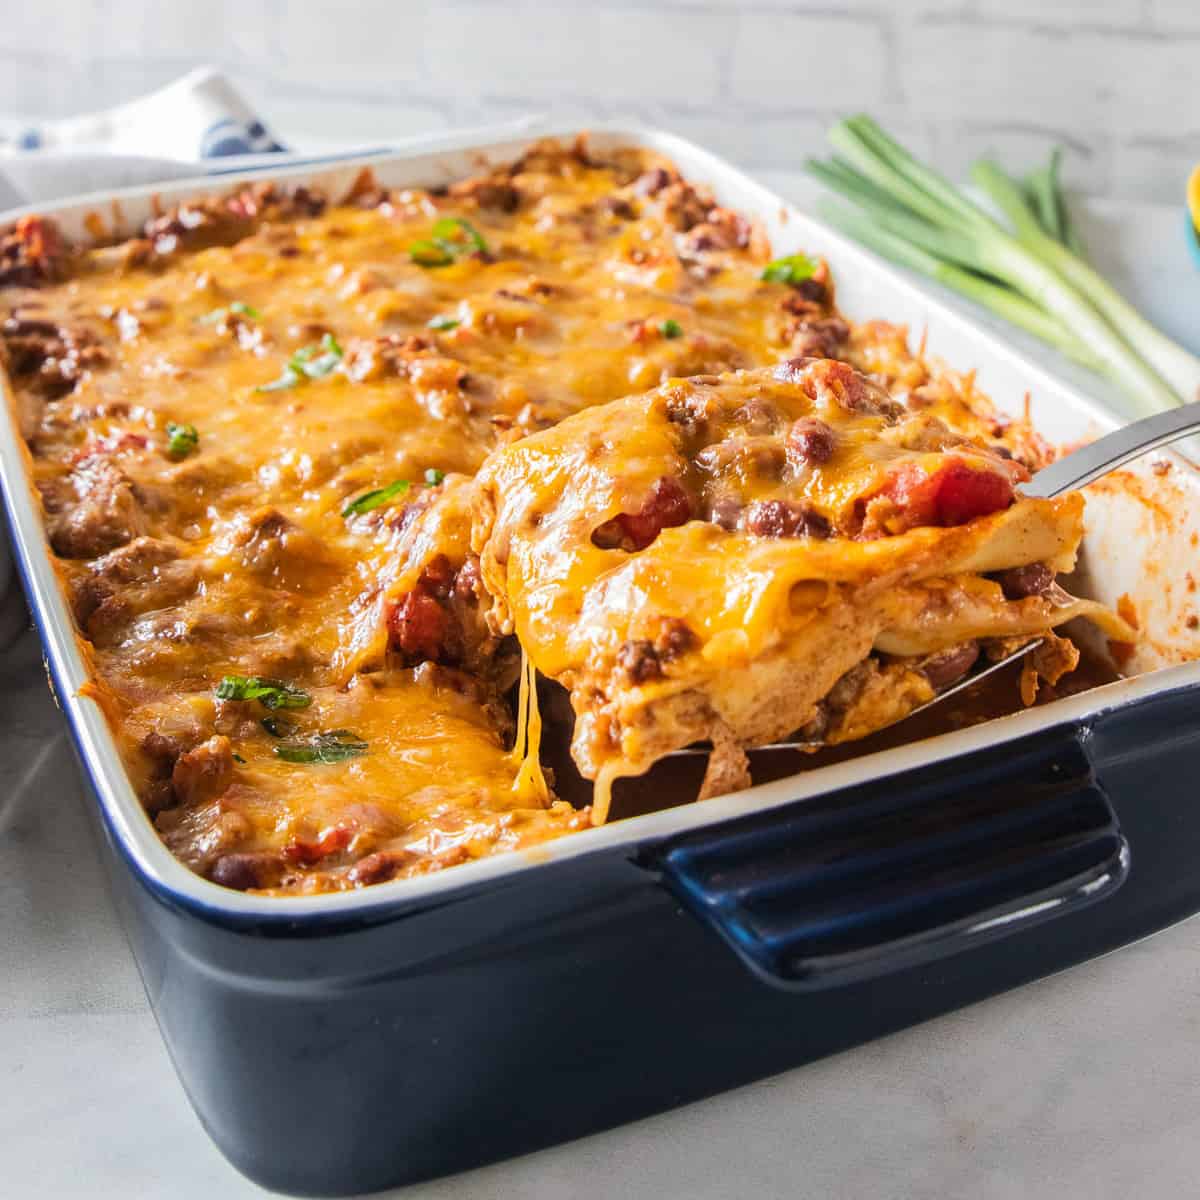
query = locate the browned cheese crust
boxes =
[0,137,1125,888]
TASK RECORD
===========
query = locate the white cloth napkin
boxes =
[0,66,290,209]
[0,66,286,159]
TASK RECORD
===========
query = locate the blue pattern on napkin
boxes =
[0,67,288,164]
[200,117,286,158]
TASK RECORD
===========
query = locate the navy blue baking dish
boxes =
[3,126,1200,1195]
[63,681,1200,1194]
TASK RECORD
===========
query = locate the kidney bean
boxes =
[744,499,831,539]
[920,642,981,690]
[209,852,284,891]
[786,417,836,467]
[996,563,1054,600]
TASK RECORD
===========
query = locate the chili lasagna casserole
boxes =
[0,138,1132,894]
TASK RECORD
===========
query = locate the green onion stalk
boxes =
[806,115,1200,415]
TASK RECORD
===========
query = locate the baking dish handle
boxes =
[652,727,1129,991]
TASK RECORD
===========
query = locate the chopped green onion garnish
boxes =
[293,332,343,379]
[165,421,198,459]
[432,217,488,254]
[409,216,489,267]
[198,300,260,324]
[409,239,455,267]
[342,479,411,517]
[660,318,683,339]
[760,254,818,286]
[256,333,343,392]
[427,314,461,330]
[215,676,312,711]
[274,729,368,764]
[424,468,445,486]
[256,366,301,392]
[232,753,246,764]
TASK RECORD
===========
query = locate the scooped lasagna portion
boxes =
[473,360,1132,819]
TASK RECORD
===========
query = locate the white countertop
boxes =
[2,164,1199,1200]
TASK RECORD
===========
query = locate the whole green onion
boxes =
[806,115,1200,415]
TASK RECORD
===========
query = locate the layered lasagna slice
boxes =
[472,360,1133,820]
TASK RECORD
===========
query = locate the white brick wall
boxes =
[730,12,890,109]
[425,3,737,104]
[0,0,1195,204]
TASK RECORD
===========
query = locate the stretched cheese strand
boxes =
[592,764,619,827]
[510,654,529,766]
[510,648,550,807]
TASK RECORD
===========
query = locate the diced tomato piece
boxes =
[593,476,693,551]
[283,826,353,867]
[876,463,938,528]
[878,458,1015,531]
[930,459,1014,524]
[387,588,451,661]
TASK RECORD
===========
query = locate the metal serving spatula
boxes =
[671,398,1200,758]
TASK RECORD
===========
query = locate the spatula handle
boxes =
[1024,398,1200,498]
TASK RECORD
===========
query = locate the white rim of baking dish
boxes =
[3,121,1198,922]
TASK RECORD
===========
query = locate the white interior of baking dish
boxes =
[3,123,1198,918]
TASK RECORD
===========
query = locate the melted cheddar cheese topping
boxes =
[0,138,1102,893]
